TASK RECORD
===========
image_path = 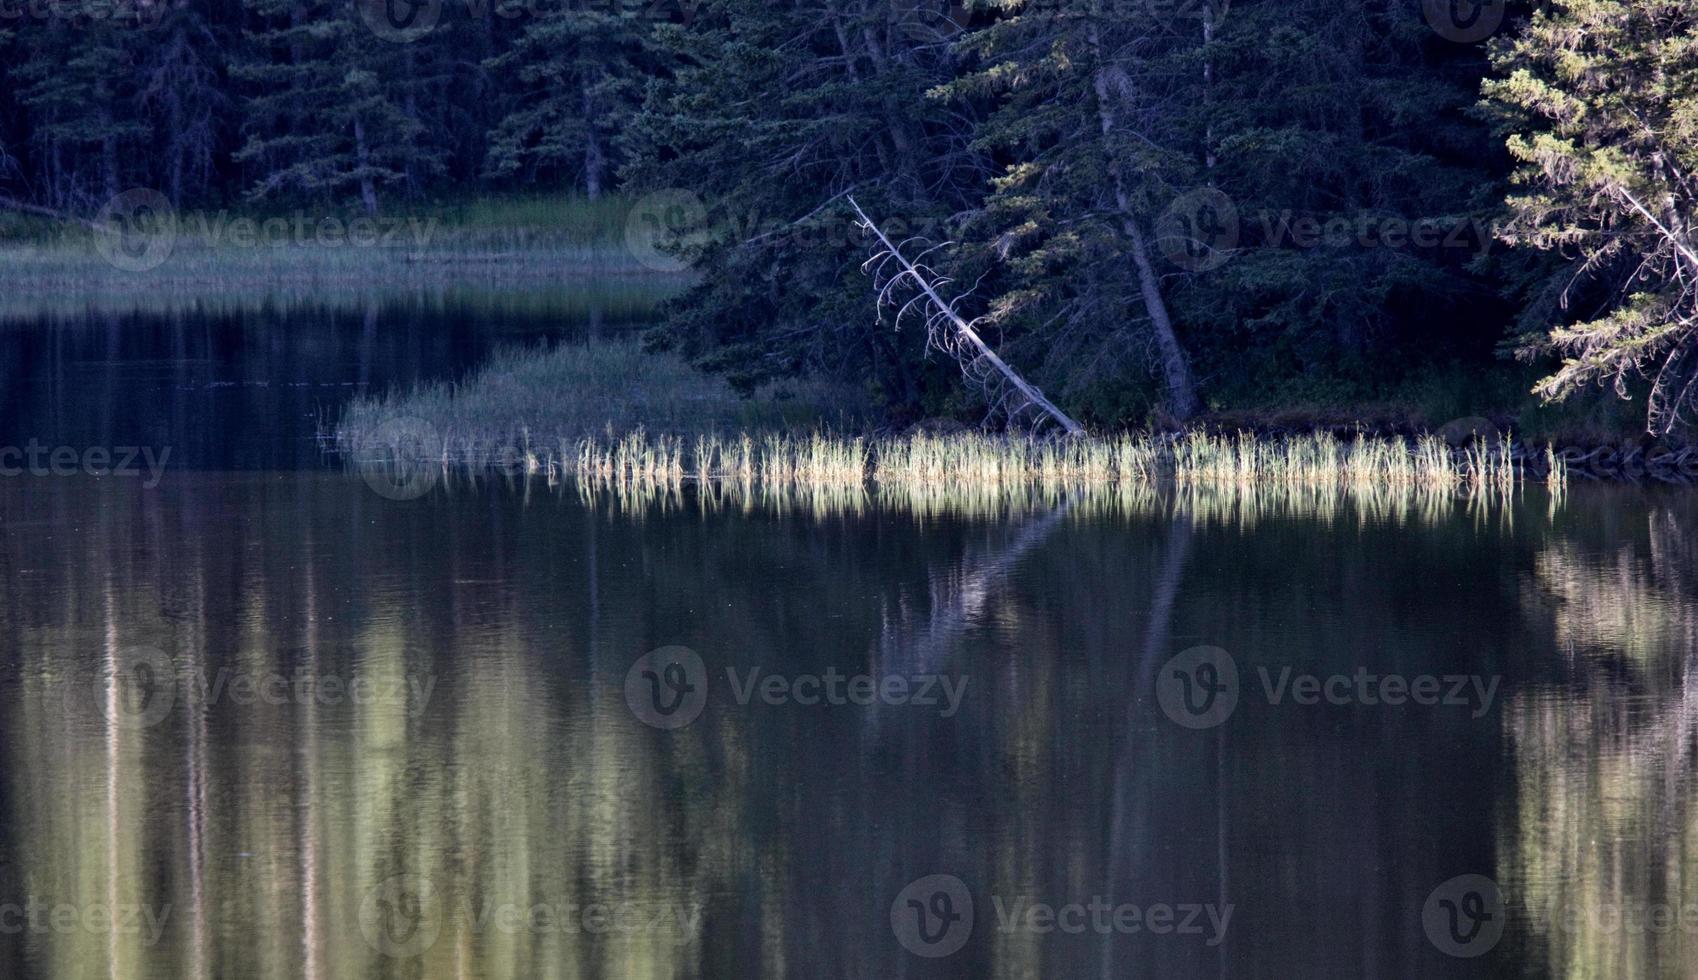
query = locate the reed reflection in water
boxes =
[0,474,1694,978]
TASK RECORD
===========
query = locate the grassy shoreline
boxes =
[335,338,1579,496]
[0,276,683,321]
[335,336,871,449]
[1,193,684,298]
[0,193,1671,448]
[346,427,1567,492]
[386,466,1574,524]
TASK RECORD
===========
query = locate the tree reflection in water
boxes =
[0,476,1693,978]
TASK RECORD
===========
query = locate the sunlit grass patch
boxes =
[346,418,1565,501]
[338,337,1567,504]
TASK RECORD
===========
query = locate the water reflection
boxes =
[1505,499,1698,977]
[0,287,671,470]
[0,476,1695,977]
[427,465,1546,529]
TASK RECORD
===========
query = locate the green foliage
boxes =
[0,0,1686,436]
[1485,0,1698,433]
[484,10,663,198]
[8,10,153,204]
[939,1,1218,418]
[619,0,975,415]
[923,0,1507,423]
[338,336,868,461]
[234,0,445,213]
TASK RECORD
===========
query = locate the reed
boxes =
[383,427,1566,524]
[506,471,1539,527]
[363,427,1564,498]
[339,335,1567,500]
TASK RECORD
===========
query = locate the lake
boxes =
[1,297,1695,979]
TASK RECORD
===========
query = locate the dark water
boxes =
[3,300,1698,979]
[0,288,665,469]
[0,471,1695,979]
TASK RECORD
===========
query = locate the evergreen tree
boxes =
[1485,0,1698,433]
[484,9,660,199]
[10,10,153,208]
[940,0,1502,422]
[1174,0,1505,408]
[136,2,234,205]
[0,24,14,182]
[622,0,977,413]
[234,0,445,213]
[938,1,1218,420]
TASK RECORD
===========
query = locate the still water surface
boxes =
[0,287,664,469]
[1,298,1696,979]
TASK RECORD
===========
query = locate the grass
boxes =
[339,346,1568,503]
[335,336,872,471]
[625,431,1561,524]
[336,326,1570,506]
[0,277,681,322]
[414,458,1558,525]
[1,193,683,302]
[405,194,639,246]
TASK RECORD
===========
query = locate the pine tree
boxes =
[621,0,975,412]
[1485,0,1698,433]
[136,2,233,205]
[0,24,14,181]
[941,0,1501,423]
[10,13,153,208]
[938,1,1218,420]
[484,10,660,200]
[1174,0,1503,405]
[234,0,445,214]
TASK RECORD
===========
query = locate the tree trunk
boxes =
[582,84,605,201]
[1126,215,1200,421]
[851,197,1086,435]
[858,9,921,185]
[354,115,379,216]
[101,129,119,201]
[1086,22,1200,422]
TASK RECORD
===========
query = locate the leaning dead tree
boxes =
[849,196,1085,436]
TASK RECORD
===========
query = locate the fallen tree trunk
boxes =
[849,196,1085,436]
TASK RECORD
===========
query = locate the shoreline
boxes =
[337,427,1579,493]
[0,192,689,301]
[332,338,1692,489]
[337,418,1698,488]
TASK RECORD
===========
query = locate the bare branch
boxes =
[849,196,1085,436]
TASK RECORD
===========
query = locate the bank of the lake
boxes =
[335,339,1631,495]
[0,194,684,306]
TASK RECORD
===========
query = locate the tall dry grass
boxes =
[338,338,1566,504]
[352,424,1566,501]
